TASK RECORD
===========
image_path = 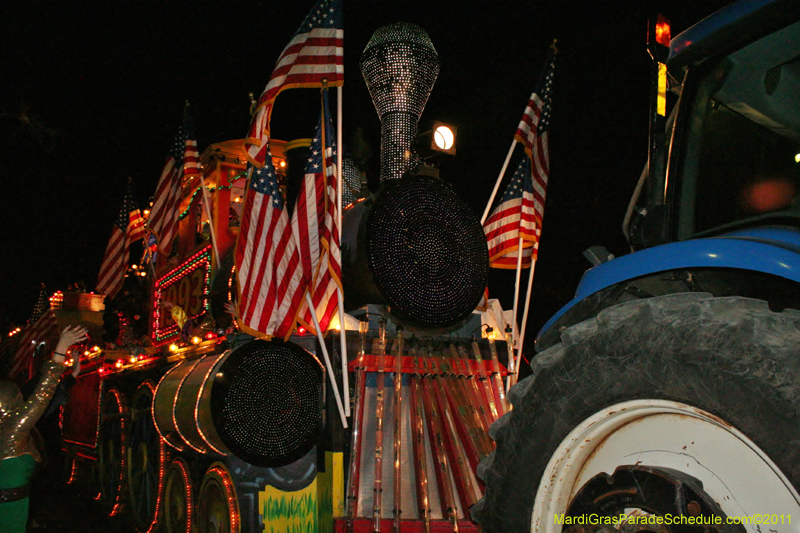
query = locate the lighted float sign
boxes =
[152,245,212,347]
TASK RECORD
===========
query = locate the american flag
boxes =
[513,50,555,231]
[146,107,199,254]
[489,241,537,269]
[235,151,306,338]
[182,107,201,179]
[245,0,343,166]
[96,182,145,298]
[9,308,58,380]
[484,158,539,269]
[31,283,50,320]
[293,90,342,333]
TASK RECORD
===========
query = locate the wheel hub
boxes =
[564,465,744,533]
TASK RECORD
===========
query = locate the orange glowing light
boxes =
[207,465,240,532]
[655,15,671,47]
[742,178,796,213]
[67,459,78,485]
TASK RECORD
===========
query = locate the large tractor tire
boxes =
[473,293,800,533]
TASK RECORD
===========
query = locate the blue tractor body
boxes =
[538,0,800,346]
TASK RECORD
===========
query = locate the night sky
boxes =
[0,1,733,347]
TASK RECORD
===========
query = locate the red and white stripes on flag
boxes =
[235,153,306,338]
[96,183,145,299]
[293,90,342,333]
[484,158,539,269]
[146,106,199,254]
[244,0,343,166]
[182,107,201,179]
[513,51,555,231]
[9,308,58,379]
[489,240,538,269]
[146,155,182,255]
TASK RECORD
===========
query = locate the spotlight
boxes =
[416,120,457,160]
[432,122,456,154]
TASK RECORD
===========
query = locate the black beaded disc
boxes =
[366,175,489,328]
[210,340,323,467]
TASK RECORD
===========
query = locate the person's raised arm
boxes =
[10,326,89,437]
[52,325,89,365]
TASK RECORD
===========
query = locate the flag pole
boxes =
[514,253,537,388]
[199,176,222,270]
[306,292,348,428]
[336,85,351,417]
[507,236,524,391]
[481,139,518,224]
[511,236,524,341]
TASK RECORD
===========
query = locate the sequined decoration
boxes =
[0,361,63,461]
[213,340,323,467]
[366,175,490,328]
[360,23,440,182]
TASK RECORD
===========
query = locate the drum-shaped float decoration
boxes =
[154,340,324,467]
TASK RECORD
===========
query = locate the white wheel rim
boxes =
[531,399,800,533]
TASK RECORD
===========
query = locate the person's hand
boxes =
[53,325,89,364]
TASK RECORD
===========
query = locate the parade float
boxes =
[12,1,800,532]
[47,16,518,533]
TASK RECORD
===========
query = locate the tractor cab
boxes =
[627,0,800,246]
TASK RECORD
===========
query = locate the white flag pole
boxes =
[507,236,524,392]
[481,140,518,225]
[336,85,351,417]
[307,292,348,428]
[515,253,538,388]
